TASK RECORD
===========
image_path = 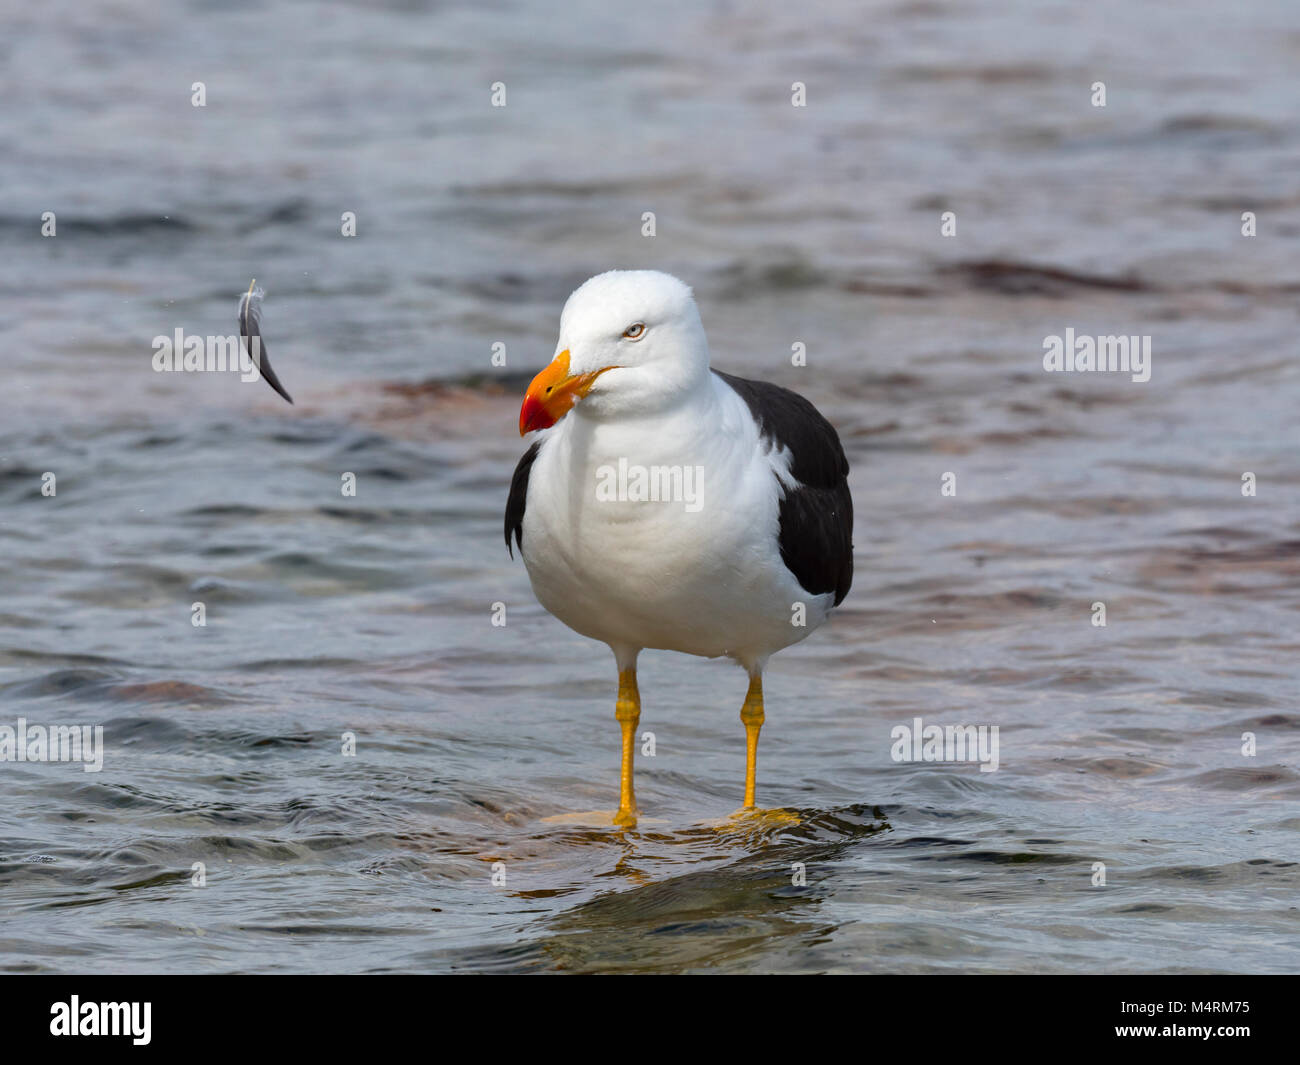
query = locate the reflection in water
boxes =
[451,806,891,973]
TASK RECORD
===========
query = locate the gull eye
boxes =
[622,322,646,340]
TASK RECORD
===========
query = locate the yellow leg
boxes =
[741,673,764,809]
[614,668,640,826]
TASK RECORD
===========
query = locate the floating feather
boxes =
[238,279,293,404]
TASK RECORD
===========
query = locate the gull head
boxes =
[519,270,710,435]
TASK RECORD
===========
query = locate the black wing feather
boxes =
[237,282,293,405]
[505,441,541,558]
[715,371,853,606]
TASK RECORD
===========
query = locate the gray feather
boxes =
[238,280,293,404]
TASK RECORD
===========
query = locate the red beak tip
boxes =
[519,396,554,435]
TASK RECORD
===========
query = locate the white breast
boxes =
[520,375,834,669]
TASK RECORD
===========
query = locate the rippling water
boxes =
[3,0,1299,973]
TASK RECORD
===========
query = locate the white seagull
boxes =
[506,270,853,826]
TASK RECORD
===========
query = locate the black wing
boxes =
[715,371,853,606]
[505,441,541,558]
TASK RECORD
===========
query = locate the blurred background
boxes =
[2,0,1298,973]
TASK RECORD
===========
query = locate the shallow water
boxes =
[2,0,1299,973]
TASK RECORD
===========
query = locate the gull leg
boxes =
[741,672,764,809]
[706,671,798,832]
[613,667,640,826]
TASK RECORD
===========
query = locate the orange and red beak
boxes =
[518,350,612,435]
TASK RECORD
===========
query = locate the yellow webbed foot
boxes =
[699,806,802,841]
[539,809,663,828]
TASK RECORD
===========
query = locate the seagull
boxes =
[506,270,852,826]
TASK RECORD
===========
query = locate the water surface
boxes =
[2,0,1298,973]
